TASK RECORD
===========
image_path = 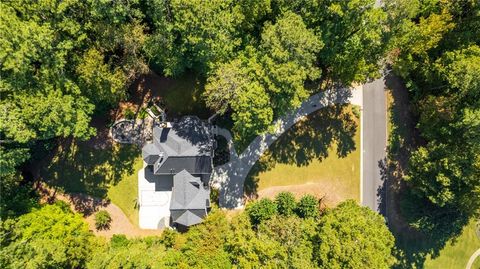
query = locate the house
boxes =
[139,116,213,229]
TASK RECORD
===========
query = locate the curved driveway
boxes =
[212,87,362,208]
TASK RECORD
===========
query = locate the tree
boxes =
[246,198,278,225]
[0,204,94,268]
[145,0,244,75]
[314,200,396,269]
[225,213,288,267]
[274,191,297,216]
[275,0,389,85]
[0,146,36,218]
[259,11,322,114]
[0,85,96,143]
[177,210,232,268]
[258,215,317,268]
[204,58,251,115]
[205,12,322,137]
[296,194,319,219]
[231,79,274,140]
[76,48,127,108]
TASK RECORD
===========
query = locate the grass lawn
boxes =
[245,105,360,206]
[423,220,480,269]
[36,139,142,225]
[107,156,143,226]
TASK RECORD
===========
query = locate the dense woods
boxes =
[1,0,479,268]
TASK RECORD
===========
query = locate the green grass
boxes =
[473,253,480,269]
[107,157,143,226]
[38,139,142,225]
[245,105,360,204]
[424,220,480,269]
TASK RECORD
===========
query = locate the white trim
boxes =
[359,85,364,205]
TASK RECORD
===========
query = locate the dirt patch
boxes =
[38,183,162,239]
[256,181,352,208]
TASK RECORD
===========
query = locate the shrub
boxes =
[110,234,129,248]
[275,192,297,216]
[95,210,112,230]
[124,108,135,120]
[138,108,147,119]
[296,195,319,219]
[246,198,277,225]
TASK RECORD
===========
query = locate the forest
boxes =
[1,0,479,268]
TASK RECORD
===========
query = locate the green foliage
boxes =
[145,0,244,75]
[296,194,319,219]
[225,213,288,267]
[0,204,93,269]
[88,237,181,269]
[258,215,317,268]
[314,200,396,269]
[110,234,129,248]
[275,0,389,85]
[259,11,322,114]
[0,146,36,218]
[124,108,135,120]
[246,198,278,226]
[178,210,232,268]
[274,191,297,216]
[94,210,112,230]
[76,48,127,107]
[205,12,321,137]
[388,0,480,240]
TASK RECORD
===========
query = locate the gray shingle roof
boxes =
[142,143,161,165]
[153,116,212,157]
[153,156,212,175]
[143,116,213,176]
[170,170,210,226]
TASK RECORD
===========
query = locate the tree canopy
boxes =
[314,200,396,269]
[0,203,93,269]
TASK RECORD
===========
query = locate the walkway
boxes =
[467,248,480,269]
[212,87,362,208]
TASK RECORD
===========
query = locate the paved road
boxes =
[212,87,362,208]
[361,78,387,213]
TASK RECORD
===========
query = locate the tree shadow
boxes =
[35,136,140,203]
[245,105,358,198]
[126,71,212,120]
[383,73,468,268]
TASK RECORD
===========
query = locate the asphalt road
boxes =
[362,78,387,213]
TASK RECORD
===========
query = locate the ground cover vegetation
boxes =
[0,0,478,267]
[244,104,360,204]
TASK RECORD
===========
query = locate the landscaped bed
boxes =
[245,105,361,206]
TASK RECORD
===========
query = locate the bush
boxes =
[275,192,296,216]
[124,108,135,120]
[246,198,277,226]
[95,210,112,230]
[138,108,147,119]
[111,234,129,248]
[296,195,319,219]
